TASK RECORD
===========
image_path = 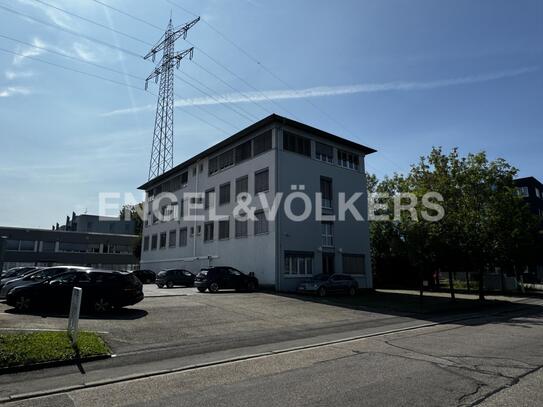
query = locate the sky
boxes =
[0,0,542,229]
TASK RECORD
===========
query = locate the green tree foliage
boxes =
[120,203,144,259]
[369,147,540,300]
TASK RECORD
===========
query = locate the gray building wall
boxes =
[139,115,374,291]
[276,126,372,291]
[0,226,139,271]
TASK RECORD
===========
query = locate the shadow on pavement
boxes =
[4,307,148,320]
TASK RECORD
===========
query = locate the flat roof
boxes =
[138,114,377,190]
[0,225,138,239]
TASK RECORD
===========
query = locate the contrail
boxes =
[102,66,539,117]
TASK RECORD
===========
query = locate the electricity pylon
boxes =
[145,17,199,180]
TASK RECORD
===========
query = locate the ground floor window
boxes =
[168,230,177,247]
[342,254,365,275]
[143,236,149,251]
[159,232,167,249]
[151,234,158,250]
[204,222,214,242]
[284,251,313,276]
[179,228,188,246]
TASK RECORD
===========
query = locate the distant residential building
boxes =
[55,212,136,235]
[514,176,543,281]
[138,114,376,291]
[0,226,139,271]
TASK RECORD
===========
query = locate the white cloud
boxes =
[0,86,32,97]
[5,70,34,80]
[15,0,73,29]
[102,66,540,117]
[13,37,46,64]
[72,42,97,62]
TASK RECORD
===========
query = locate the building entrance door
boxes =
[322,253,335,275]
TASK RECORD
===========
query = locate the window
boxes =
[42,241,56,253]
[254,130,272,155]
[219,219,230,239]
[320,177,333,209]
[199,163,204,173]
[6,239,19,251]
[19,240,35,251]
[205,188,215,210]
[192,166,197,176]
[236,176,249,198]
[179,199,184,220]
[197,225,202,235]
[235,217,248,238]
[254,210,268,235]
[322,222,334,246]
[219,182,231,205]
[151,234,158,250]
[190,227,195,237]
[180,171,188,187]
[255,169,269,193]
[536,188,541,199]
[204,222,214,242]
[179,228,188,246]
[168,230,177,247]
[160,232,167,249]
[316,142,333,163]
[517,186,529,197]
[283,131,310,156]
[209,149,235,175]
[143,236,150,251]
[235,140,252,163]
[343,254,365,275]
[337,150,360,170]
[284,252,313,276]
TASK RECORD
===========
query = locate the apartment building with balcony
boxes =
[138,114,376,291]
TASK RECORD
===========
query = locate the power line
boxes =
[0,46,144,91]
[30,0,152,46]
[0,2,143,58]
[84,0,279,119]
[89,0,164,31]
[0,45,231,136]
[0,33,142,81]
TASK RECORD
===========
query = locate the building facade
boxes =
[514,176,543,281]
[55,212,136,235]
[0,226,139,271]
[138,115,376,291]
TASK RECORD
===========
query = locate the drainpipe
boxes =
[274,126,281,292]
[193,161,199,258]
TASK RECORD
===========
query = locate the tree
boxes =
[369,147,539,300]
[120,203,144,260]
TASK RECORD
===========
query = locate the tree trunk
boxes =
[448,269,456,301]
[419,268,424,300]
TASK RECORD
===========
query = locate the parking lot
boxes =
[0,285,414,358]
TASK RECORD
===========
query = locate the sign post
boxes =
[68,287,82,347]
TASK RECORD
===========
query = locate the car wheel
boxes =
[94,298,110,313]
[348,286,356,297]
[197,287,207,293]
[166,281,174,288]
[157,284,164,288]
[247,281,256,292]
[14,295,31,311]
[318,286,327,297]
[209,282,219,293]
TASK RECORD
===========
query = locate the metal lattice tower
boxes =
[144,17,200,180]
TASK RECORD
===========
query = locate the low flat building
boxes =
[0,226,139,271]
[55,212,136,235]
[138,114,376,291]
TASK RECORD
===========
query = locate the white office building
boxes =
[138,114,376,291]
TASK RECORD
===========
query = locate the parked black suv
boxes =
[133,269,156,284]
[156,269,195,288]
[194,267,258,293]
[6,269,144,313]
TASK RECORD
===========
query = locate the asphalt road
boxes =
[4,303,543,407]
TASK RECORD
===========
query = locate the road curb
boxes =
[0,354,111,376]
